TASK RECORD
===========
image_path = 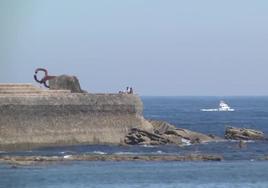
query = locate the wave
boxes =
[229,140,255,143]
[92,151,107,155]
[141,145,156,148]
[201,109,235,112]
[181,138,192,146]
[115,151,167,155]
[59,151,77,155]
[114,152,139,155]
[63,155,72,159]
[243,140,255,143]
[200,109,219,112]
[155,150,164,154]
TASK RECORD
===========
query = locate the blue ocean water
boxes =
[1,97,268,188]
[143,96,268,136]
[1,161,268,188]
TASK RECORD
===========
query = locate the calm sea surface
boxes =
[1,96,268,188]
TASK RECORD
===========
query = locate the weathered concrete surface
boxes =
[0,84,152,150]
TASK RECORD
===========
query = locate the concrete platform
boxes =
[0,84,152,150]
[0,84,71,95]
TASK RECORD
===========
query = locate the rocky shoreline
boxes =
[225,127,266,140]
[124,120,266,146]
[0,154,223,166]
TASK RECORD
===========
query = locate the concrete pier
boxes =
[0,84,152,150]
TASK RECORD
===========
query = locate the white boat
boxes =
[218,100,234,111]
[201,101,235,112]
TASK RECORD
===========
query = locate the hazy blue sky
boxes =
[0,0,267,95]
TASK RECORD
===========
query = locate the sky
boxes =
[0,0,268,96]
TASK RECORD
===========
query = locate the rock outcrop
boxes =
[125,120,222,146]
[125,128,173,145]
[49,75,84,93]
[0,154,223,165]
[225,127,266,140]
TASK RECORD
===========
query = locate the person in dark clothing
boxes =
[129,87,133,94]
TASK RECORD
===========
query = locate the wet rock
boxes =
[150,120,222,144]
[165,128,221,144]
[0,154,223,165]
[225,127,266,140]
[124,128,173,145]
[125,120,223,146]
[49,75,84,93]
[149,120,176,134]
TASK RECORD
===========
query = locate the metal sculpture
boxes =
[34,68,55,88]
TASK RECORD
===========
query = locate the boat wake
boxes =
[200,109,220,112]
[201,101,235,112]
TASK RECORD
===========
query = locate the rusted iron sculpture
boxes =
[34,68,55,88]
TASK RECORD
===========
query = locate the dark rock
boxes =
[0,154,223,165]
[148,120,176,134]
[124,128,172,145]
[125,120,223,146]
[225,127,266,140]
[165,128,221,144]
[150,120,223,143]
[49,75,84,93]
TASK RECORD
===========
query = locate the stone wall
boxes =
[0,84,152,150]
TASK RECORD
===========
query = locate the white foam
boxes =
[201,108,235,112]
[114,152,137,155]
[243,140,255,143]
[92,151,107,155]
[141,145,156,148]
[181,138,192,146]
[63,155,72,159]
[201,109,219,112]
[229,140,255,143]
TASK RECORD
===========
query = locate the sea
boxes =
[1,96,268,188]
